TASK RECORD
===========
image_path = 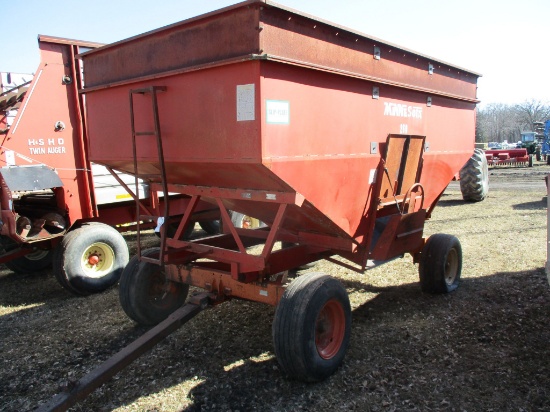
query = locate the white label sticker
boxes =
[237,84,255,121]
[266,100,290,124]
[5,150,15,166]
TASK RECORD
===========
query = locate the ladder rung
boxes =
[130,84,168,268]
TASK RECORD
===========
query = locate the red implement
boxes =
[70,0,479,387]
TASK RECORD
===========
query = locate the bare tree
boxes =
[476,100,550,143]
[514,99,550,130]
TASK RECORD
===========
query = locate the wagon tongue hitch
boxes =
[36,293,211,412]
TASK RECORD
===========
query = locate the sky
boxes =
[2,0,548,107]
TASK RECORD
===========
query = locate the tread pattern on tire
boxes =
[459,149,489,202]
[52,222,128,296]
[119,252,145,323]
[119,247,189,326]
[273,272,351,382]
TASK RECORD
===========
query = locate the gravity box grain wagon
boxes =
[39,0,482,408]
[82,0,479,380]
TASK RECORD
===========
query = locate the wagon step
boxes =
[36,293,211,412]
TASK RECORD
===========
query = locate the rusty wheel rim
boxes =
[315,299,346,360]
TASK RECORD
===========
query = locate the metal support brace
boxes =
[36,293,210,412]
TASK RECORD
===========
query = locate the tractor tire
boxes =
[199,220,220,235]
[272,272,351,382]
[53,222,129,295]
[119,247,189,326]
[1,236,53,274]
[459,149,489,202]
[419,233,462,294]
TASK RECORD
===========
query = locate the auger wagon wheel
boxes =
[119,247,189,326]
[1,236,53,274]
[418,233,462,293]
[272,272,351,382]
[53,222,129,295]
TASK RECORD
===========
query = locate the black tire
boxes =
[419,234,462,294]
[459,149,489,202]
[198,220,220,235]
[53,222,129,295]
[1,236,53,274]
[272,272,351,382]
[156,221,194,240]
[119,247,189,326]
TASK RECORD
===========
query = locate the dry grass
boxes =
[1,163,549,411]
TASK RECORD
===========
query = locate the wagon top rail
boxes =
[79,0,480,102]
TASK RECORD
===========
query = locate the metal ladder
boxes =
[129,86,169,265]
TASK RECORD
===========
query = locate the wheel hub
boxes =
[88,255,100,266]
[80,242,115,279]
[315,299,346,360]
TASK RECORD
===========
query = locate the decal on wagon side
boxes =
[383,102,422,119]
[266,100,290,124]
[27,137,66,155]
[236,84,255,122]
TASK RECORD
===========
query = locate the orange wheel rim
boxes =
[315,299,345,359]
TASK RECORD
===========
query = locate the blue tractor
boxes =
[542,120,550,157]
[533,120,550,158]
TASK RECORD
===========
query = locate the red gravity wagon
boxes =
[80,0,479,382]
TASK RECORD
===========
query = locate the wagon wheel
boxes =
[199,220,220,235]
[1,236,53,274]
[272,272,351,382]
[119,247,189,326]
[156,220,194,240]
[418,233,462,293]
[53,222,129,295]
[230,212,265,229]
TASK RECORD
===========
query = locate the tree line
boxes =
[476,99,550,144]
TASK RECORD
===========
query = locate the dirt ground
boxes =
[1,162,549,412]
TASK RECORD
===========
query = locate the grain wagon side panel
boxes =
[260,61,476,238]
[86,62,284,190]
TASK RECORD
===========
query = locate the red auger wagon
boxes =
[39,1,483,408]
[0,36,220,295]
